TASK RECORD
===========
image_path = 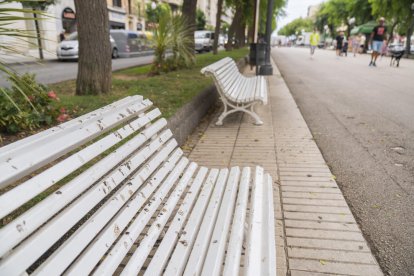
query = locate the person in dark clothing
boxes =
[335,31,344,56]
[369,17,387,67]
[59,31,65,42]
[342,38,348,56]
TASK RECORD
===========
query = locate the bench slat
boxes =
[183,168,229,275]
[0,131,174,275]
[34,147,183,275]
[245,166,265,275]
[221,69,239,92]
[144,167,209,274]
[121,162,199,274]
[0,108,162,219]
[226,75,243,101]
[64,150,185,275]
[223,167,251,275]
[239,78,253,103]
[225,74,242,99]
[0,98,151,189]
[163,168,220,275]
[0,96,139,156]
[201,166,240,276]
[0,118,168,257]
[91,158,193,276]
[248,77,258,103]
[264,173,277,276]
[209,58,234,76]
[200,57,232,75]
[229,77,246,103]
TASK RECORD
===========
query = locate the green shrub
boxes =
[0,73,65,134]
[150,13,195,75]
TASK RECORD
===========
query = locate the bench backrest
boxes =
[201,58,241,93]
[0,96,183,274]
[0,96,275,275]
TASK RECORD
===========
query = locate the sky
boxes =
[276,0,325,32]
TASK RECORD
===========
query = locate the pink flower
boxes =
[57,113,69,122]
[47,91,58,99]
[59,107,66,114]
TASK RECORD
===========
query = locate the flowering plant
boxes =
[0,73,67,133]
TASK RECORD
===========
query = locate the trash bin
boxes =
[249,43,266,67]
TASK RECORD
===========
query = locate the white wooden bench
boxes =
[201,57,268,126]
[0,96,276,275]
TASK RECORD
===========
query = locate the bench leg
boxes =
[216,102,264,126]
[248,103,263,125]
[216,101,228,126]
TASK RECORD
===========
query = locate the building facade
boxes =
[0,0,145,55]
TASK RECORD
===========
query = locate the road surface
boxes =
[0,55,154,87]
[272,47,414,276]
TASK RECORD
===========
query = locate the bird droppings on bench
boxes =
[0,95,276,275]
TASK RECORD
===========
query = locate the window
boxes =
[113,0,122,7]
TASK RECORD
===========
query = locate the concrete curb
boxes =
[167,57,247,146]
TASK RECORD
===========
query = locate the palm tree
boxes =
[151,13,195,74]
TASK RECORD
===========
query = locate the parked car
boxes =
[194,30,215,52]
[218,34,226,46]
[109,30,149,58]
[56,32,118,60]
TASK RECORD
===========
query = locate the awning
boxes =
[351,21,386,35]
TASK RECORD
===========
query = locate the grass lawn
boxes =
[50,48,248,119]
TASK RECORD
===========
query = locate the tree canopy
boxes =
[281,0,413,40]
[278,17,314,36]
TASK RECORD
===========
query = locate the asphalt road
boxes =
[0,55,154,87]
[272,47,414,276]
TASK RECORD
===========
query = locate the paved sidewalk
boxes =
[0,49,56,65]
[184,57,383,275]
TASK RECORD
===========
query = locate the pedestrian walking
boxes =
[309,28,320,58]
[359,33,365,53]
[369,17,387,67]
[335,31,345,57]
[352,35,360,57]
[380,40,388,57]
[342,35,349,57]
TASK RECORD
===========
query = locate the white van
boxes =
[194,30,215,52]
[109,30,150,58]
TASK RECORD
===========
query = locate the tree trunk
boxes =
[388,21,398,43]
[182,0,197,52]
[225,7,243,50]
[74,0,111,95]
[248,22,254,44]
[251,0,258,43]
[406,15,414,57]
[212,0,224,54]
[235,18,246,48]
[32,8,43,60]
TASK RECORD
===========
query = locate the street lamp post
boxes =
[324,25,329,47]
[406,3,414,56]
[348,17,355,38]
[258,0,274,75]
